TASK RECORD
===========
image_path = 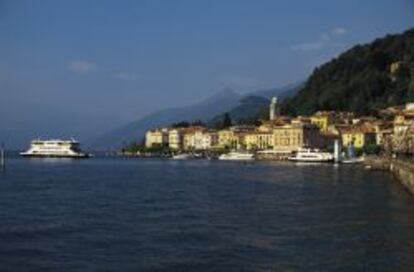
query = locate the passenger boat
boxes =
[20,139,91,158]
[218,151,254,161]
[289,148,334,162]
[171,153,192,160]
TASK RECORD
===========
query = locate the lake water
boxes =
[1,157,414,271]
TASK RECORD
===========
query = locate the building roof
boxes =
[337,123,376,134]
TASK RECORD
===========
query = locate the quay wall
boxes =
[390,159,414,195]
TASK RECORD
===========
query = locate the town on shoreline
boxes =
[123,97,414,161]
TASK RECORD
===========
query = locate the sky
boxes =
[1,0,414,147]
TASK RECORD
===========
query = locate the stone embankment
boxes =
[390,159,414,195]
[364,156,414,195]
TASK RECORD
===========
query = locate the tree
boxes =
[222,113,232,128]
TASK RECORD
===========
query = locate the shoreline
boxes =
[364,156,414,195]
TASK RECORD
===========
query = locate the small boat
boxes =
[289,148,333,163]
[172,153,192,160]
[219,151,254,161]
[20,139,91,158]
[340,143,364,164]
[341,157,365,164]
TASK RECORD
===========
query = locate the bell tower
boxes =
[269,97,278,120]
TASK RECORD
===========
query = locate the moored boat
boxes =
[289,148,333,162]
[20,139,91,158]
[341,157,365,164]
[171,153,192,160]
[218,151,254,161]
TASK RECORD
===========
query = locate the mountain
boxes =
[208,81,304,125]
[208,95,270,126]
[249,81,304,100]
[90,89,241,149]
[283,28,414,116]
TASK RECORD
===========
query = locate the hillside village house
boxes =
[310,111,335,132]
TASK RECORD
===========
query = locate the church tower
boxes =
[269,97,278,120]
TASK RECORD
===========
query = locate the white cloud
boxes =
[113,72,142,81]
[332,27,347,36]
[67,60,95,73]
[291,27,348,52]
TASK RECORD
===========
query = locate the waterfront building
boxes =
[259,116,291,132]
[200,131,219,150]
[272,123,322,152]
[218,129,235,148]
[182,126,206,150]
[244,131,274,150]
[168,129,184,150]
[338,124,376,149]
[145,128,169,148]
[392,107,414,154]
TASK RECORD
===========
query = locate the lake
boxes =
[1,157,414,271]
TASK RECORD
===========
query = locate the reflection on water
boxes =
[0,158,414,271]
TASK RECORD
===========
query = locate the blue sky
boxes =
[1,0,414,146]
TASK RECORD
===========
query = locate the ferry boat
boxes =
[20,139,91,158]
[289,148,333,163]
[171,153,192,160]
[219,151,255,161]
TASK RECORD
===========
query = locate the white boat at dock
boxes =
[219,151,255,161]
[171,153,192,160]
[20,139,91,158]
[289,148,334,163]
[341,157,365,164]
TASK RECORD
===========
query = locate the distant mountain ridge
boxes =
[283,28,414,115]
[208,81,304,125]
[90,83,302,149]
[90,89,241,149]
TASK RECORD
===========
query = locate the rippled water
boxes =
[1,157,414,271]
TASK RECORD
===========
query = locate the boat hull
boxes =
[341,157,364,164]
[20,153,91,159]
[289,158,333,163]
[219,157,254,161]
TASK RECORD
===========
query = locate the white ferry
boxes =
[219,151,255,161]
[289,148,333,163]
[20,139,91,158]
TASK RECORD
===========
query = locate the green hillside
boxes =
[283,28,414,116]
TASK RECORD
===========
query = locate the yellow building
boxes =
[310,111,334,132]
[182,126,205,150]
[244,132,274,150]
[339,125,376,148]
[273,123,322,152]
[218,129,235,148]
[168,129,183,150]
[145,128,169,148]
